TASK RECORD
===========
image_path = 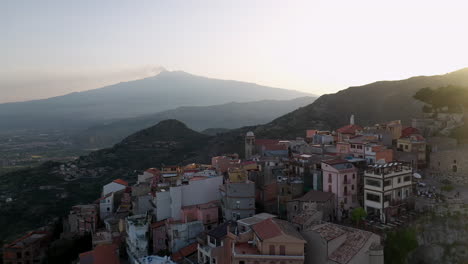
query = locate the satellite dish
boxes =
[413,173,422,179]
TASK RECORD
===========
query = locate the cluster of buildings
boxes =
[5,115,441,264]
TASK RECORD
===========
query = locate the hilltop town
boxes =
[4,113,468,264]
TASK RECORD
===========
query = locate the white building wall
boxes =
[180,176,222,206]
[156,191,171,221]
[155,176,222,221]
[99,193,114,220]
[170,186,182,221]
[102,182,126,197]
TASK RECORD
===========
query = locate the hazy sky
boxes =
[2,0,468,103]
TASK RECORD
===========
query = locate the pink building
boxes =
[180,200,219,230]
[151,220,167,254]
[321,160,358,220]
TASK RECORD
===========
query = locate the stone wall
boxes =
[429,145,468,184]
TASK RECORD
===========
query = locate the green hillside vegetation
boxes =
[74,96,316,148]
[2,68,468,243]
[413,85,468,113]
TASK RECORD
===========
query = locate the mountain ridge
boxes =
[0,70,311,132]
[74,96,317,148]
[2,67,468,242]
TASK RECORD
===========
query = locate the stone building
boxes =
[245,131,255,160]
[287,190,335,226]
[430,145,468,184]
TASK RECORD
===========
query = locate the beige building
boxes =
[302,223,383,264]
[397,134,427,168]
[225,218,306,264]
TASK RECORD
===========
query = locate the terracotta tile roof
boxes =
[311,223,346,241]
[294,190,334,202]
[252,218,282,240]
[79,244,120,264]
[94,192,113,203]
[336,124,362,134]
[291,211,317,225]
[171,242,197,261]
[273,218,305,241]
[401,127,420,138]
[329,229,373,264]
[113,179,129,186]
[252,218,304,241]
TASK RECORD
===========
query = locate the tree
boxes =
[384,228,419,264]
[351,207,367,226]
[414,85,468,114]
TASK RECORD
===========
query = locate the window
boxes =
[366,193,380,202]
[344,174,348,183]
[328,185,332,193]
[328,174,332,183]
[365,179,381,187]
[280,245,286,255]
[405,145,409,150]
[352,173,355,179]
[269,245,275,255]
[454,160,457,164]
[294,205,298,211]
[384,179,391,187]
[404,176,411,182]
[398,191,401,197]
[398,178,401,183]
[384,194,392,202]
[17,252,22,258]
[351,185,354,190]
[344,197,348,204]
[344,186,348,195]
[240,261,245,264]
